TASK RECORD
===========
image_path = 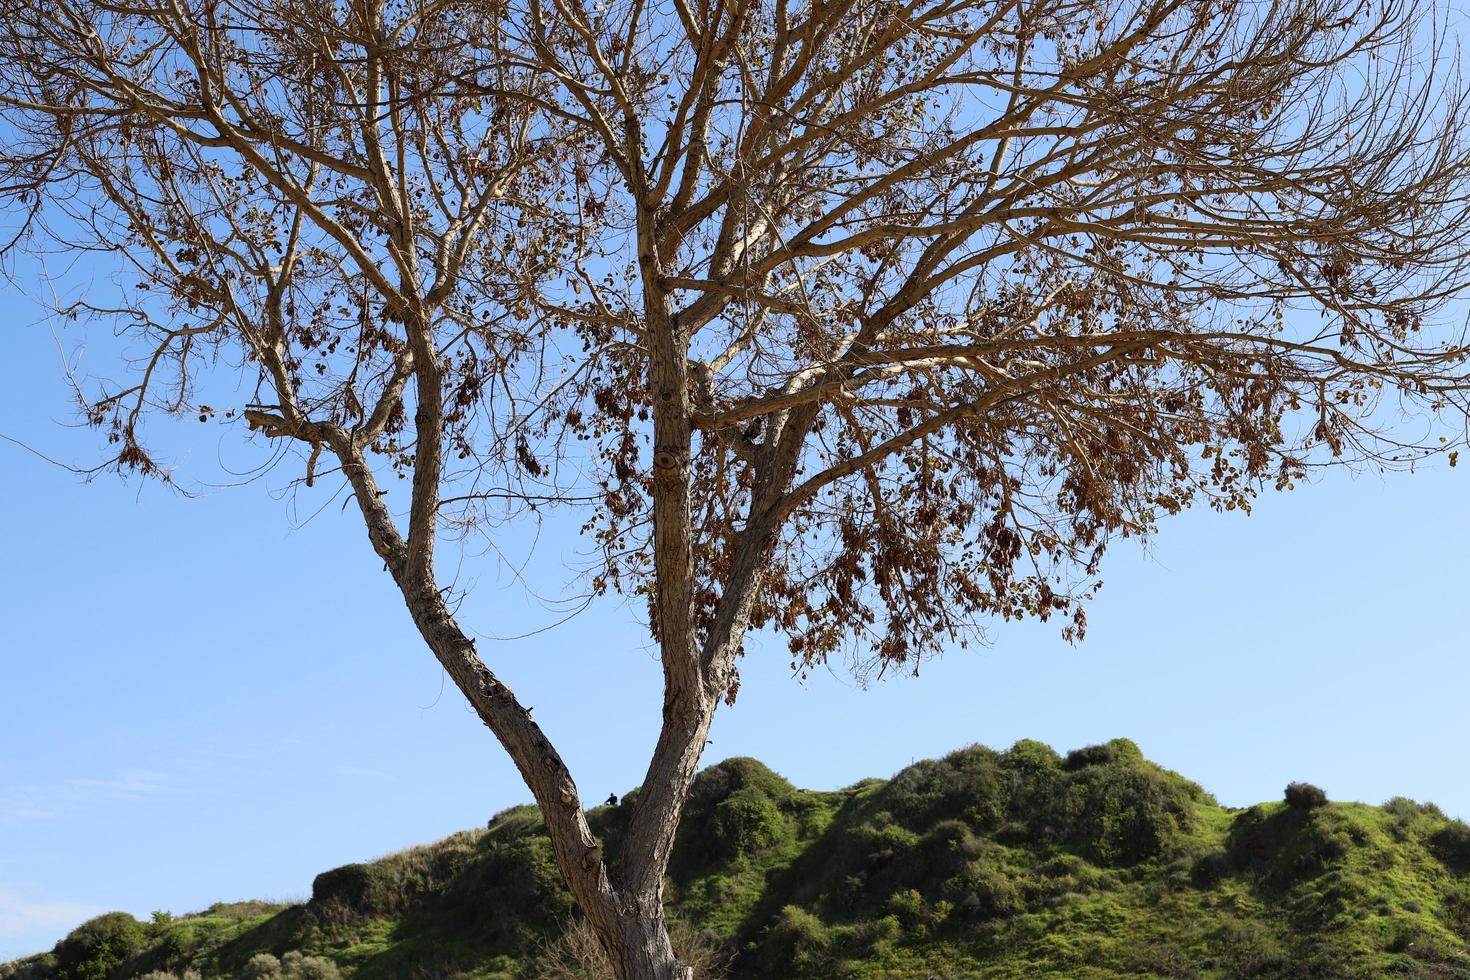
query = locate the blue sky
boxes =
[4,274,1470,962]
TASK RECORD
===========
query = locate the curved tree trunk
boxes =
[392,582,701,978]
[390,574,702,979]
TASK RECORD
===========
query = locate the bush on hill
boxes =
[711,788,788,860]
[941,863,1024,921]
[240,952,340,980]
[1062,738,1144,771]
[882,746,1006,831]
[446,834,577,944]
[310,831,481,921]
[751,906,830,976]
[1430,820,1470,874]
[52,913,147,980]
[674,759,798,867]
[1225,803,1355,890]
[1285,782,1329,811]
[310,865,396,919]
[1037,753,1196,864]
[126,951,336,980]
[999,739,1063,775]
[0,959,57,980]
[875,737,1194,866]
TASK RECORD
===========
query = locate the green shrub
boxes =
[943,864,1024,921]
[237,952,341,980]
[1035,853,1088,878]
[836,872,869,910]
[881,746,1005,831]
[152,924,194,966]
[1000,739,1062,775]
[840,914,901,957]
[279,952,341,980]
[1383,796,1439,819]
[914,819,983,880]
[712,787,787,860]
[687,759,795,812]
[998,742,1066,840]
[884,888,925,928]
[242,954,283,979]
[1063,739,1147,771]
[0,957,58,980]
[310,864,396,917]
[756,906,830,974]
[53,912,146,980]
[1064,743,1119,770]
[852,822,920,874]
[1035,761,1195,865]
[309,833,480,924]
[1026,852,1114,903]
[1225,804,1351,887]
[1192,850,1231,887]
[1285,782,1328,811]
[447,835,577,945]
[1301,825,1349,872]
[674,759,797,869]
[1430,820,1470,874]
[487,804,544,835]
[836,817,982,913]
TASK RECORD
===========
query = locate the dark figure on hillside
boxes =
[605,793,618,806]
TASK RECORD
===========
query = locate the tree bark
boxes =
[608,896,694,980]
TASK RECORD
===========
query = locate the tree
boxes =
[3,0,1469,974]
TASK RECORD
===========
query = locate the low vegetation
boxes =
[6,740,1470,978]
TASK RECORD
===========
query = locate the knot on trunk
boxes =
[652,447,686,478]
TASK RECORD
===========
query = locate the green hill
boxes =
[8,739,1470,979]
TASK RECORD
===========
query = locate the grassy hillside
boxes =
[8,739,1470,979]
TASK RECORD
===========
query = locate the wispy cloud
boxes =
[0,769,171,825]
[66,770,170,800]
[0,886,102,960]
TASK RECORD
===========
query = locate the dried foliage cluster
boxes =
[5,0,1470,974]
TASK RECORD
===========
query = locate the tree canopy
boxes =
[5,0,1470,974]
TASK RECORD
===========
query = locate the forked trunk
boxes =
[599,899,694,980]
[394,575,703,980]
[333,395,787,978]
